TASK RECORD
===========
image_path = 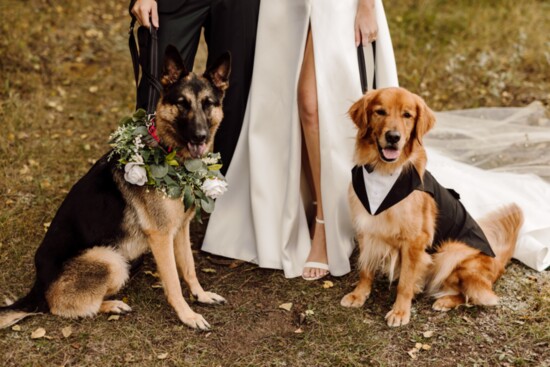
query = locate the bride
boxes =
[202,0,550,278]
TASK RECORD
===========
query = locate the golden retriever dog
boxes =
[341,87,523,327]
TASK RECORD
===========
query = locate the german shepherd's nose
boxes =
[191,130,208,144]
[385,130,401,144]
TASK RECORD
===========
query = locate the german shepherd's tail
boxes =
[428,204,524,297]
[0,283,46,329]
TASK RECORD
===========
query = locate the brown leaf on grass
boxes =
[279,303,293,312]
[31,327,46,339]
[422,330,434,338]
[107,315,120,321]
[407,348,418,360]
[421,344,431,350]
[61,326,72,338]
[322,281,334,289]
[294,328,304,334]
[201,268,217,274]
[157,353,168,360]
[11,325,21,331]
[144,270,159,278]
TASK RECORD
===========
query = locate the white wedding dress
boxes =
[202,0,550,276]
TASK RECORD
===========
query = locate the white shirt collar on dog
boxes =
[362,165,403,214]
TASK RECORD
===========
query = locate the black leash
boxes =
[357,41,376,93]
[128,1,162,115]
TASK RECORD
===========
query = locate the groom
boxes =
[131,0,260,174]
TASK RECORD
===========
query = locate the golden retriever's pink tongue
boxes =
[187,143,207,158]
[382,148,400,160]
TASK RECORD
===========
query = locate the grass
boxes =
[1,0,549,366]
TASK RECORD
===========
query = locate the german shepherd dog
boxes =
[0,46,230,330]
[342,87,523,327]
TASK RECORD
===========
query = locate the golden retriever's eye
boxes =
[375,109,386,116]
[403,111,413,118]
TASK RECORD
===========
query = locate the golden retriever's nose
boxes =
[385,131,401,144]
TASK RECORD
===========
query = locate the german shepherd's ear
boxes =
[161,45,189,88]
[348,90,377,130]
[205,52,231,91]
[413,94,436,144]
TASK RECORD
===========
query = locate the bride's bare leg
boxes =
[298,30,329,280]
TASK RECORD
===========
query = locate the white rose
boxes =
[201,178,228,199]
[124,162,147,186]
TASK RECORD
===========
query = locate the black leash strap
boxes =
[128,1,162,114]
[357,41,377,93]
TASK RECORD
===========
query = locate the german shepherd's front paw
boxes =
[196,291,226,305]
[340,291,369,308]
[180,311,211,330]
[385,307,411,327]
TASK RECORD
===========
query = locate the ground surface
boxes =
[0,0,549,366]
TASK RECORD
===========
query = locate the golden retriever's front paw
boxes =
[340,292,369,308]
[196,291,226,305]
[179,311,211,330]
[385,308,411,327]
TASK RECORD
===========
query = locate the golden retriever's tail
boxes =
[477,203,524,270]
[427,242,480,297]
[427,204,523,297]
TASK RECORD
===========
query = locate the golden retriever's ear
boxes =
[413,94,436,144]
[348,90,376,129]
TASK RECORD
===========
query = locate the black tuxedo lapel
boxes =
[351,165,372,214]
[351,164,422,215]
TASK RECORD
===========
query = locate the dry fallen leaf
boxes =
[11,325,21,331]
[89,86,99,93]
[421,344,431,350]
[294,328,304,334]
[157,353,168,360]
[144,270,159,278]
[107,315,120,321]
[151,283,163,289]
[322,280,334,289]
[415,342,423,349]
[61,326,72,338]
[31,327,46,339]
[422,330,434,338]
[407,348,418,360]
[201,268,217,274]
[278,303,293,312]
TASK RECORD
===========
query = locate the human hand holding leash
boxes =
[131,0,159,28]
[355,0,377,46]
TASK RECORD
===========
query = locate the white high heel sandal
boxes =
[302,217,330,281]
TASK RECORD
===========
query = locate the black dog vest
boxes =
[351,165,495,257]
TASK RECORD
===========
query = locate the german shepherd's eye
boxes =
[375,109,386,116]
[403,111,413,118]
[202,98,214,109]
[177,97,191,110]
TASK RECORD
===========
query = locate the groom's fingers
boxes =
[132,0,159,28]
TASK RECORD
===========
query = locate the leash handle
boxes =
[128,1,162,115]
[357,40,377,93]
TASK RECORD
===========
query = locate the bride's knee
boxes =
[298,90,319,129]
